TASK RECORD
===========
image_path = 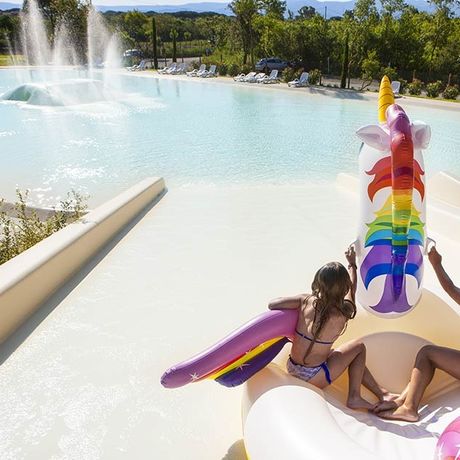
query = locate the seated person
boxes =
[375,246,460,421]
[269,246,396,411]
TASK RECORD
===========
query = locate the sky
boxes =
[89,0,349,5]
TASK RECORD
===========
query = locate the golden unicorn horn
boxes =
[378,75,394,124]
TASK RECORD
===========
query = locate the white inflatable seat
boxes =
[242,332,460,460]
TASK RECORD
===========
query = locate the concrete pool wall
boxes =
[0,177,165,344]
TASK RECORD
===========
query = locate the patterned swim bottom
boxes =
[286,356,332,384]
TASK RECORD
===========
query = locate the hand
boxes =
[345,245,356,266]
[428,246,442,267]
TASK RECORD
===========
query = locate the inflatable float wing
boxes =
[356,76,431,317]
[161,309,297,388]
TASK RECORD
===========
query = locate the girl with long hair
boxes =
[269,247,396,411]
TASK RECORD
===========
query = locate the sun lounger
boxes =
[288,72,309,87]
[159,62,177,74]
[241,72,257,82]
[127,60,146,71]
[247,72,266,83]
[202,64,217,78]
[186,64,205,77]
[171,63,186,74]
[233,73,247,82]
[260,69,279,84]
[391,80,401,97]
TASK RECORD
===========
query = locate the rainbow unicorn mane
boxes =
[356,76,431,315]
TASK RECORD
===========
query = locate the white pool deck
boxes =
[0,180,459,459]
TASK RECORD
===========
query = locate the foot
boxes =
[380,391,399,403]
[347,395,376,411]
[377,405,419,422]
[373,399,399,413]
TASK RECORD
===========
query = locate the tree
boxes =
[361,49,381,88]
[297,6,316,19]
[229,0,259,65]
[340,31,349,88]
[170,28,178,62]
[121,10,149,52]
[152,16,158,69]
[259,0,286,19]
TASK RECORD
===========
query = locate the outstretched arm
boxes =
[345,246,357,303]
[429,247,460,305]
[268,294,307,310]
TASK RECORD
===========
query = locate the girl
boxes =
[269,247,395,411]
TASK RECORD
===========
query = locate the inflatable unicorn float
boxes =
[162,77,460,460]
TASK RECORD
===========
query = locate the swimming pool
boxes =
[1,68,459,206]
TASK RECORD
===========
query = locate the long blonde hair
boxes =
[305,262,356,356]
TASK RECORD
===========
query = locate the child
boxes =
[375,246,460,421]
[269,247,395,411]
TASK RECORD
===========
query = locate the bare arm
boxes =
[268,294,307,310]
[345,246,357,303]
[429,247,460,305]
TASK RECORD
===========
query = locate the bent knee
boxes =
[352,340,366,353]
[416,344,438,361]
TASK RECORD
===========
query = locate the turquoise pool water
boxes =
[1,69,460,206]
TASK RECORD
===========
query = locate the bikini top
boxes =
[295,328,334,345]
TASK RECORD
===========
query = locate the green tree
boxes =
[152,16,158,68]
[340,31,349,88]
[170,28,178,62]
[121,10,149,52]
[229,0,259,65]
[297,6,316,19]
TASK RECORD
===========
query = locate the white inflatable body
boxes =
[242,292,460,460]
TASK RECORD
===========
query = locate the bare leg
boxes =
[362,367,398,403]
[309,340,375,411]
[379,345,460,422]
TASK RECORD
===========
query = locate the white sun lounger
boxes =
[391,80,401,97]
[233,73,247,82]
[186,64,205,77]
[241,72,257,82]
[202,64,217,78]
[246,72,266,83]
[288,72,309,87]
[171,63,186,74]
[158,62,177,74]
[260,69,279,84]
[127,60,147,71]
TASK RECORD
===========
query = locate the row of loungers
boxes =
[157,62,218,78]
[234,70,280,84]
[234,70,310,87]
[186,64,217,78]
[158,62,188,75]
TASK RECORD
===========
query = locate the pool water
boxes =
[1,68,460,206]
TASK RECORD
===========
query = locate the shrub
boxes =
[442,85,459,100]
[426,81,443,98]
[241,64,252,75]
[380,66,398,82]
[398,78,408,94]
[283,66,297,83]
[228,63,240,77]
[218,63,228,76]
[0,189,88,265]
[308,68,321,85]
[189,60,200,70]
[407,79,423,96]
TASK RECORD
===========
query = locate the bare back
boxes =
[290,295,348,366]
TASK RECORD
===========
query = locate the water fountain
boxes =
[2,0,121,106]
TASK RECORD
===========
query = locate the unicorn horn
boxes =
[378,76,394,124]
